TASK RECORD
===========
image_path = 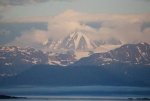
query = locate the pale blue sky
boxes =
[1,0,150,19]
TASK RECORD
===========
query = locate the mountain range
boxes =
[0,30,150,87]
[74,43,150,66]
[0,42,150,77]
[0,30,123,76]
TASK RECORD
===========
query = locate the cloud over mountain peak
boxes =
[1,10,150,48]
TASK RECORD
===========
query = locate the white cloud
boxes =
[47,10,150,44]
[142,27,150,43]
[46,10,97,40]
[8,29,49,47]
[7,10,150,47]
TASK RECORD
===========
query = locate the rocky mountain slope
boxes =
[0,43,150,76]
[46,30,97,50]
[45,30,121,51]
[0,46,48,76]
[0,46,88,76]
[73,43,150,66]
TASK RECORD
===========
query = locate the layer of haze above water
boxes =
[0,85,150,101]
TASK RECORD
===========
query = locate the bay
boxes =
[0,85,150,101]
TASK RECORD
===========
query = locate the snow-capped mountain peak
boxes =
[48,30,97,50]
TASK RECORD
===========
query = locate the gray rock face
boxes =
[47,30,97,50]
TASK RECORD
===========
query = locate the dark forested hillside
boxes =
[1,64,150,87]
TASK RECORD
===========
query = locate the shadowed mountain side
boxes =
[1,64,150,87]
[1,43,150,76]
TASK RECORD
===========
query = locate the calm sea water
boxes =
[0,98,148,101]
[0,85,150,101]
[0,96,149,101]
[0,97,145,101]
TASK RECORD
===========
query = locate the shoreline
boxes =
[1,95,150,100]
[0,95,26,99]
